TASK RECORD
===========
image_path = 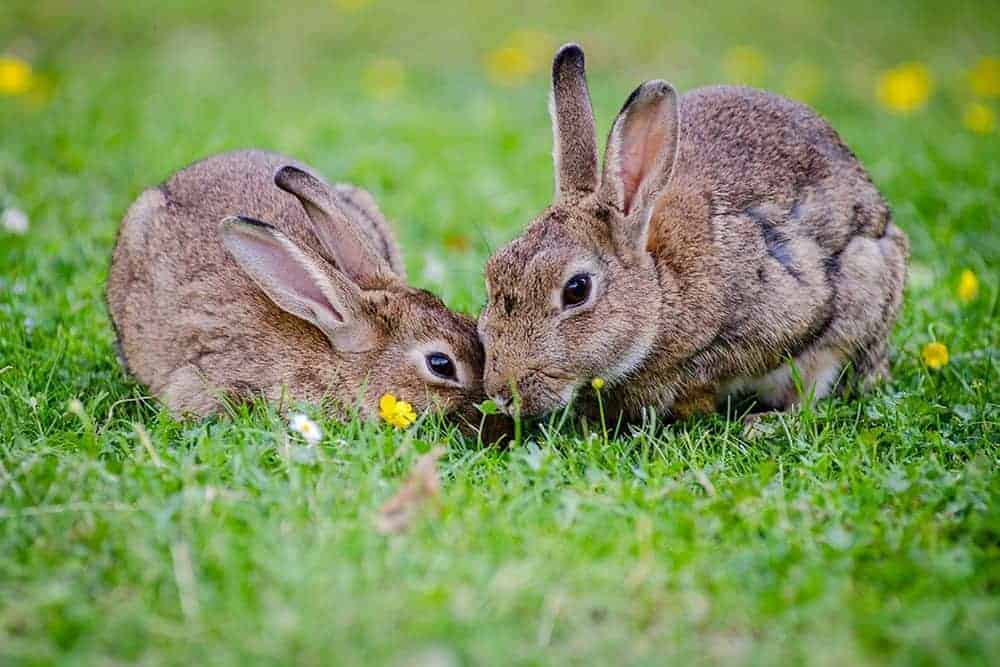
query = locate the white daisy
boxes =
[2,208,29,235]
[289,413,323,444]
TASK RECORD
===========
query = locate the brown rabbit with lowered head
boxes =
[478,45,908,420]
[107,150,489,428]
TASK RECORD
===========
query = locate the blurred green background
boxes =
[2,0,997,312]
[1,1,998,665]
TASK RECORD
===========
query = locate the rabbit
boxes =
[107,149,494,431]
[477,44,909,421]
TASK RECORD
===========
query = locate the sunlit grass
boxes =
[1,0,998,664]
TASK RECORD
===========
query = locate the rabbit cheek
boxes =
[576,262,660,384]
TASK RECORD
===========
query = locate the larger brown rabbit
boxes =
[479,45,908,420]
[108,150,489,428]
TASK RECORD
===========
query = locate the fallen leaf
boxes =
[375,446,444,535]
[442,233,470,252]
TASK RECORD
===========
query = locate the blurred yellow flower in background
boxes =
[723,46,766,85]
[921,342,949,370]
[380,393,416,429]
[591,377,605,390]
[877,63,932,114]
[361,57,405,101]
[956,269,980,303]
[334,0,371,12]
[783,62,824,102]
[962,103,995,134]
[969,56,999,98]
[442,232,470,252]
[0,56,34,96]
[485,29,554,87]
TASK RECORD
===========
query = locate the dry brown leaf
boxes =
[375,446,445,535]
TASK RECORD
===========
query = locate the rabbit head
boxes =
[479,44,680,417]
[221,165,490,429]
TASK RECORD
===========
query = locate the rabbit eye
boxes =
[562,273,592,308]
[425,352,457,380]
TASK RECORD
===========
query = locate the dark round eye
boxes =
[562,273,592,308]
[425,352,457,380]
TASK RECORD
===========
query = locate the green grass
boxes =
[1,1,998,664]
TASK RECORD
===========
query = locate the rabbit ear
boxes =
[274,165,395,285]
[220,216,374,353]
[599,80,680,246]
[550,43,599,202]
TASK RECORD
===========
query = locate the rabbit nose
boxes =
[489,387,514,413]
[485,376,516,414]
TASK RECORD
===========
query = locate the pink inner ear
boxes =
[236,233,342,322]
[621,101,669,215]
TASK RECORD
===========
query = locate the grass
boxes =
[1,0,998,664]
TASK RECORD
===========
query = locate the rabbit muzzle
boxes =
[484,364,577,418]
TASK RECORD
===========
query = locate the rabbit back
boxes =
[647,86,908,410]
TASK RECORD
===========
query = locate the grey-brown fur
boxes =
[479,45,908,419]
[107,149,488,427]
[550,44,599,201]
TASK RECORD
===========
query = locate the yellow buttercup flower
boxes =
[361,58,405,101]
[957,269,980,303]
[962,103,995,134]
[723,46,766,85]
[380,393,417,429]
[969,56,1000,98]
[877,63,932,114]
[590,377,605,391]
[485,29,553,87]
[921,342,949,370]
[0,56,34,96]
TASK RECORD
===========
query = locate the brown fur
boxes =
[107,150,490,428]
[479,45,908,419]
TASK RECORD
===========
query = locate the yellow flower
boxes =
[485,29,553,87]
[921,342,949,370]
[380,393,417,429]
[0,56,34,96]
[590,377,605,391]
[969,56,1000,98]
[957,269,980,303]
[361,58,405,101]
[962,103,995,134]
[876,63,932,114]
[723,46,766,85]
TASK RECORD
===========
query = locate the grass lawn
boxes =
[1,1,998,664]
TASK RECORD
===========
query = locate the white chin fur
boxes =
[601,326,657,385]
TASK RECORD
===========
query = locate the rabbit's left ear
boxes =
[550,43,599,202]
[599,80,680,250]
[220,216,376,353]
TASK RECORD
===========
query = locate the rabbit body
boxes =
[613,85,907,417]
[479,46,908,419]
[108,150,485,421]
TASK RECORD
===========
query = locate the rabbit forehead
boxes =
[486,206,609,291]
[385,287,483,364]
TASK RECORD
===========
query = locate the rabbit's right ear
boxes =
[220,216,375,353]
[274,166,395,286]
[550,43,599,202]
[599,80,680,254]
